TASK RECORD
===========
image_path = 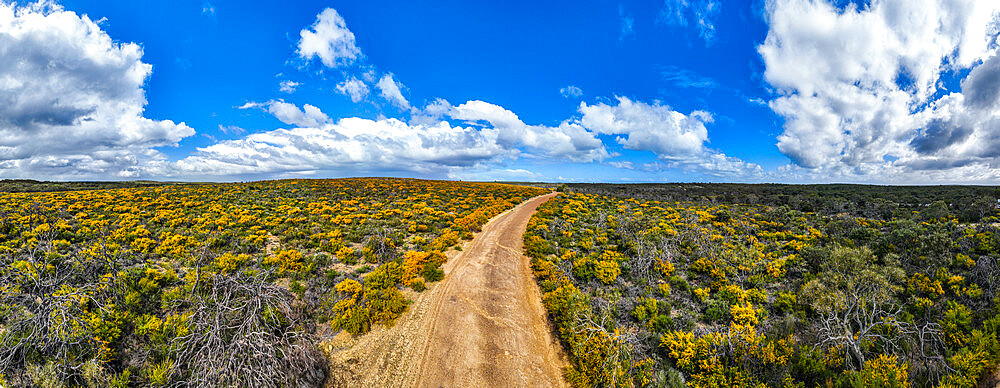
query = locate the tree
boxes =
[800,246,906,370]
[922,200,950,221]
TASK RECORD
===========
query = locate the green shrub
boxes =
[421,261,444,282]
[775,291,797,313]
[703,299,729,323]
[669,275,688,291]
[409,277,426,292]
[289,279,305,298]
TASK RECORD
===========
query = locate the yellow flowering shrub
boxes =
[0,177,549,384]
[263,249,303,276]
[213,252,249,274]
[595,259,620,284]
[850,354,909,388]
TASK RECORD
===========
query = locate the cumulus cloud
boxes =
[962,54,1000,110]
[451,100,609,162]
[578,97,760,177]
[240,100,330,128]
[170,99,608,177]
[166,94,760,179]
[409,98,453,126]
[297,8,361,68]
[0,2,194,179]
[641,153,764,178]
[336,77,368,103]
[579,97,710,157]
[279,80,300,93]
[659,0,720,43]
[560,85,583,98]
[2,1,748,182]
[376,73,409,109]
[163,107,505,178]
[0,2,759,181]
[759,0,1000,181]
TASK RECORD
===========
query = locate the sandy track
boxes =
[325,193,567,388]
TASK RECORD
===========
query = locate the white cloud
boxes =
[450,100,609,162]
[659,0,720,43]
[0,2,763,182]
[759,0,1000,181]
[608,160,635,169]
[409,98,453,126]
[336,77,369,102]
[240,100,330,128]
[173,98,609,178]
[279,80,300,93]
[362,69,376,83]
[376,73,410,109]
[559,85,583,98]
[579,97,762,177]
[168,96,759,179]
[661,65,717,89]
[503,168,538,176]
[0,2,194,179]
[647,152,763,177]
[164,111,505,178]
[297,8,361,68]
[578,97,709,157]
[218,125,245,135]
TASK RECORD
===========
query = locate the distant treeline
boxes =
[0,179,174,193]
[560,183,1000,222]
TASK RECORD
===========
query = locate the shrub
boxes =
[595,259,620,284]
[409,277,426,292]
[572,255,596,281]
[941,301,972,348]
[421,262,444,283]
[0,178,547,387]
[290,279,306,298]
[335,246,358,265]
[332,263,410,335]
[774,291,797,313]
[145,359,173,387]
[693,287,710,301]
[849,354,909,388]
[669,275,688,291]
[401,250,446,282]
[263,249,303,276]
[703,299,729,323]
[213,252,249,274]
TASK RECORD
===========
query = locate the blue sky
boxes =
[3,0,1000,183]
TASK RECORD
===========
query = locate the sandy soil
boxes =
[324,193,568,388]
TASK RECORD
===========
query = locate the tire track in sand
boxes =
[325,193,567,388]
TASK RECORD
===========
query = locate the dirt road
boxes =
[325,193,567,388]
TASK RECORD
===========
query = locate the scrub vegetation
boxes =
[0,178,545,387]
[525,186,1000,387]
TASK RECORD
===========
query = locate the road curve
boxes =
[324,193,567,388]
